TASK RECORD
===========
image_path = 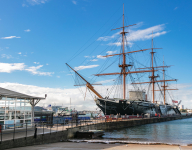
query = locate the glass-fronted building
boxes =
[0,87,45,129]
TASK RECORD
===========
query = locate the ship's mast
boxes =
[132,34,178,104]
[122,4,126,99]
[95,5,159,99]
[150,32,160,103]
[68,5,178,102]
[151,32,155,103]
[66,63,103,99]
[160,59,178,104]
[163,58,166,104]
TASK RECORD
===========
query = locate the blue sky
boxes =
[0,0,192,109]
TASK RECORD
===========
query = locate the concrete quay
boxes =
[7,142,192,150]
[0,115,191,150]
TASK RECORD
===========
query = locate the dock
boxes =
[76,130,104,139]
[0,115,192,150]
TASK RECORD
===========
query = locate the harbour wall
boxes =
[0,116,191,150]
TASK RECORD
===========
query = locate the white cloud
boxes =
[97,55,106,59]
[57,76,60,78]
[108,41,134,47]
[126,24,167,42]
[46,63,49,65]
[0,82,101,111]
[0,63,25,73]
[0,62,53,76]
[26,0,48,5]
[72,1,77,5]
[84,56,90,58]
[34,62,39,64]
[106,50,117,55]
[74,65,99,71]
[18,52,22,55]
[97,32,119,41]
[25,65,54,76]
[90,59,98,62]
[1,36,21,39]
[24,29,31,32]
[93,51,117,59]
[0,82,191,110]
[95,79,114,84]
[108,42,121,46]
[5,47,9,49]
[1,54,13,59]
[98,24,167,46]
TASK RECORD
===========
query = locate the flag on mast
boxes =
[172,100,178,103]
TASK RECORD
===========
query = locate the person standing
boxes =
[141,113,144,119]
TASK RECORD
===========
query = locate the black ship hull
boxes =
[95,98,181,116]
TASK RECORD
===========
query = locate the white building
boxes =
[0,87,45,130]
[179,105,184,110]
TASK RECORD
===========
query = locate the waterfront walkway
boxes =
[1,118,145,142]
[1,115,192,150]
[7,142,192,150]
[0,119,105,142]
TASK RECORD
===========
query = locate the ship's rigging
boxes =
[66,4,179,105]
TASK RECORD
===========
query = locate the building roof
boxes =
[0,87,45,99]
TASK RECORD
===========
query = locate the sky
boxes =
[0,0,192,110]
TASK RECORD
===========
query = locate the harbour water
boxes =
[73,118,192,146]
[101,118,192,145]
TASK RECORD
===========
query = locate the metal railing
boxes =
[0,114,190,143]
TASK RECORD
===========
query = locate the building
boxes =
[34,106,47,112]
[0,87,45,129]
[179,105,184,110]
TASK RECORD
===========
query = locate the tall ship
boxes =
[66,5,181,116]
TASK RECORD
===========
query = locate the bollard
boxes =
[34,124,37,138]
[50,121,51,135]
[68,120,69,128]
[25,122,27,139]
[43,122,44,135]
[57,120,58,133]
[0,124,2,144]
[13,124,15,141]
[62,120,64,131]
